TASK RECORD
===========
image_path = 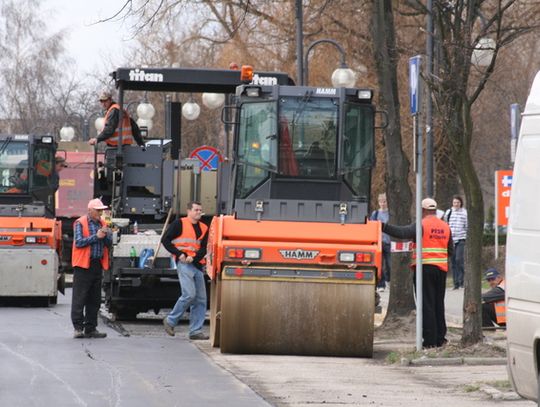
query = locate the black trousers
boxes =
[71,259,103,333]
[414,265,447,347]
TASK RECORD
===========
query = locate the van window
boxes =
[511,134,540,231]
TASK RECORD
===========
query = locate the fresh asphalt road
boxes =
[0,289,268,407]
[1,287,536,407]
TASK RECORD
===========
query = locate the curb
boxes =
[402,357,506,366]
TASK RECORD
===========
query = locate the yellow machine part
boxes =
[213,271,375,357]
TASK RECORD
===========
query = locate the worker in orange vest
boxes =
[382,197,454,348]
[88,90,145,147]
[482,268,506,327]
[70,198,112,339]
[160,201,209,340]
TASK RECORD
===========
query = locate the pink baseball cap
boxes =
[88,198,108,210]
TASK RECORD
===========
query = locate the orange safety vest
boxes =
[72,215,110,270]
[104,103,134,146]
[35,160,52,177]
[411,215,451,272]
[494,280,506,325]
[171,217,208,262]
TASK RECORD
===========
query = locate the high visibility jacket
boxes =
[495,280,506,324]
[72,215,110,270]
[35,160,52,177]
[104,103,134,146]
[411,215,451,272]
[171,217,208,262]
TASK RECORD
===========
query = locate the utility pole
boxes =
[296,0,304,85]
[426,0,434,197]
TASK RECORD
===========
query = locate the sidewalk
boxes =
[377,285,464,326]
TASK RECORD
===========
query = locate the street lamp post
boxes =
[303,39,356,88]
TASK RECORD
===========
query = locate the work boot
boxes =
[84,329,107,339]
[73,330,85,339]
[189,332,209,340]
[163,318,175,336]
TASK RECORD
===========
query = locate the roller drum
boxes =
[219,278,374,357]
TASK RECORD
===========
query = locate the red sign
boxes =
[189,146,222,171]
[495,170,513,226]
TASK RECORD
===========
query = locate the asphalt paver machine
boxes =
[99,67,292,320]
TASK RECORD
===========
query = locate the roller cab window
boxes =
[341,103,375,199]
[278,96,338,179]
[0,138,55,195]
[0,141,30,194]
[235,101,278,199]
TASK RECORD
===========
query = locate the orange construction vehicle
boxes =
[207,68,382,356]
[99,65,382,357]
[0,134,64,305]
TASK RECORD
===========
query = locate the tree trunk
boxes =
[370,0,415,320]
[441,98,484,346]
[455,106,484,346]
[434,142,460,210]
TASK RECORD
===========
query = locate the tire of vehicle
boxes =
[537,370,539,407]
[209,276,221,348]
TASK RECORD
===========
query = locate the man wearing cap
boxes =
[88,90,145,148]
[70,198,112,339]
[381,197,453,348]
[482,268,506,327]
[50,156,67,192]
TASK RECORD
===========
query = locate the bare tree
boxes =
[370,1,416,324]
[0,0,78,135]
[423,0,540,345]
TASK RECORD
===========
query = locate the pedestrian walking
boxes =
[88,90,145,147]
[382,198,453,348]
[482,268,506,327]
[444,195,468,289]
[370,193,391,289]
[71,198,112,339]
[161,201,209,340]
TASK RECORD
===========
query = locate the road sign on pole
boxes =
[409,56,422,115]
[189,145,223,171]
[410,55,424,351]
[510,104,520,164]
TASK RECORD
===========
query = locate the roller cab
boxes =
[209,80,381,356]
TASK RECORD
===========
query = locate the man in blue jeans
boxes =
[161,201,209,340]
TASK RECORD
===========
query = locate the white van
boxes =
[506,70,540,404]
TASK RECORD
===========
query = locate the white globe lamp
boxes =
[137,102,156,120]
[331,67,356,88]
[136,118,154,131]
[94,117,105,133]
[202,93,225,109]
[182,101,201,120]
[59,125,75,142]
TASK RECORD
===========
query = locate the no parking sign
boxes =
[189,145,223,171]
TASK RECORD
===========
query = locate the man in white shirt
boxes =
[444,195,468,289]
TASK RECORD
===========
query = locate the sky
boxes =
[44,0,137,77]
